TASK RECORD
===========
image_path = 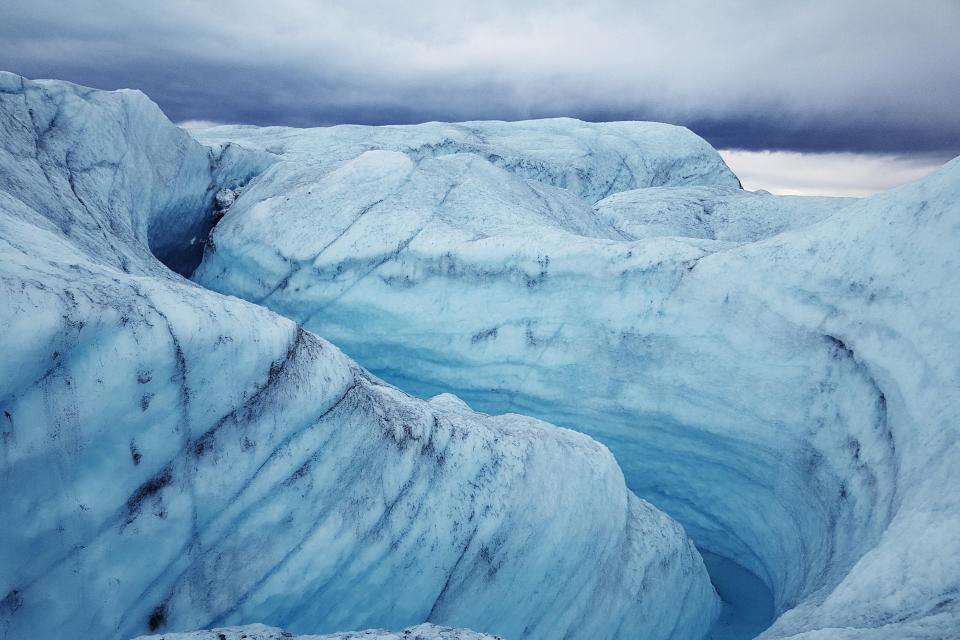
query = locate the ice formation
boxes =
[593,185,853,242]
[132,622,499,640]
[0,74,719,640]
[194,115,960,637]
[2,69,958,640]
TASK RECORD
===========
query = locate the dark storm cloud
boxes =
[1,0,958,156]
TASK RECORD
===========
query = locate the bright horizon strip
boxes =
[719,150,952,197]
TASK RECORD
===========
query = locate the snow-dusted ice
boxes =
[193,115,741,203]
[131,622,500,640]
[594,185,854,242]
[194,112,960,638]
[0,74,720,640]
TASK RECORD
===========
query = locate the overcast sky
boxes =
[2,0,957,194]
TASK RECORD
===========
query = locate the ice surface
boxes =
[194,116,960,638]
[131,622,499,640]
[193,116,741,204]
[594,185,854,242]
[4,68,959,640]
[0,73,719,640]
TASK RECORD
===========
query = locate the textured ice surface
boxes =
[131,622,499,640]
[0,74,718,640]
[594,185,854,242]
[194,116,741,204]
[194,118,960,638]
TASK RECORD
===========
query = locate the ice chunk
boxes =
[216,187,238,210]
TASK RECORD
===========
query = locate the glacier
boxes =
[193,114,960,637]
[0,73,719,640]
[1,69,958,640]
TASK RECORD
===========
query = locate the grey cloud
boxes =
[1,0,958,155]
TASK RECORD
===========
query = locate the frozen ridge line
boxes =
[0,74,718,640]
[194,113,740,205]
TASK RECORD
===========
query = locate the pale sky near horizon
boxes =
[717,150,950,197]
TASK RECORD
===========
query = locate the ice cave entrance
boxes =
[701,550,774,640]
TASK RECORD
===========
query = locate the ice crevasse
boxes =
[194,106,960,636]
[0,73,720,640]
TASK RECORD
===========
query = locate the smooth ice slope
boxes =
[0,74,719,640]
[195,120,960,639]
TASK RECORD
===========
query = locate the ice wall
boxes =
[194,119,960,638]
[0,73,719,640]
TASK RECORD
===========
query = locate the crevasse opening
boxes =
[701,551,774,640]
